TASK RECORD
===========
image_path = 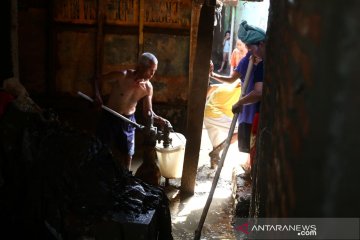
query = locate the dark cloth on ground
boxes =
[0,104,173,239]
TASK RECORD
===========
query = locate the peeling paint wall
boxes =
[144,33,189,103]
[55,30,96,94]
[17,0,193,132]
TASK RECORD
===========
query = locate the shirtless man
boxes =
[95,52,169,171]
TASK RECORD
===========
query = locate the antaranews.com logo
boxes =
[235,222,317,237]
[233,218,359,239]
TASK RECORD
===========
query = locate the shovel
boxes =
[194,56,254,240]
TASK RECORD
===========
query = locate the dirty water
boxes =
[167,165,237,240]
[162,128,244,240]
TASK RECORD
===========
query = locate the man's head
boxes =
[137,52,158,80]
[238,21,266,58]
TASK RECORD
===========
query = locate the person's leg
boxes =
[125,155,132,171]
[230,132,238,144]
[208,130,237,168]
[204,119,220,168]
[204,116,234,169]
[249,113,260,174]
[238,122,252,174]
[238,123,251,153]
[209,140,226,169]
[223,52,229,71]
[218,52,227,72]
[112,143,134,171]
[109,114,136,172]
[124,114,136,171]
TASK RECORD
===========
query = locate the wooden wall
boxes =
[17,0,216,194]
[18,0,194,132]
[52,1,191,130]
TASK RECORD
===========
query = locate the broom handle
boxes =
[194,56,255,240]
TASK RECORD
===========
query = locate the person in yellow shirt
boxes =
[204,79,241,169]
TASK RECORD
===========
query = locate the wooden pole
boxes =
[181,0,216,194]
[93,0,104,94]
[138,0,144,56]
[188,1,202,87]
[11,0,19,79]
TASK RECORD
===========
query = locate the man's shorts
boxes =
[238,122,251,153]
[96,110,136,156]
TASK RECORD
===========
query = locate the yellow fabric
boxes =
[205,80,241,118]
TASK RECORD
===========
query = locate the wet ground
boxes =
[23,94,248,239]
[132,125,246,240]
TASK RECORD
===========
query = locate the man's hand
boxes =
[155,116,172,130]
[232,102,243,114]
[159,118,171,128]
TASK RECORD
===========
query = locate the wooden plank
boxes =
[188,1,202,91]
[55,31,96,94]
[105,0,139,26]
[102,34,138,94]
[95,0,105,94]
[181,0,215,194]
[139,0,144,55]
[144,0,191,29]
[53,0,97,24]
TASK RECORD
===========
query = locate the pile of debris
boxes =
[0,99,172,239]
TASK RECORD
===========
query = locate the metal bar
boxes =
[77,91,145,130]
[194,112,238,240]
[194,56,255,240]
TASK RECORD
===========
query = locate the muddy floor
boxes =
[167,166,236,240]
[132,126,246,240]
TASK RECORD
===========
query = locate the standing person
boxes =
[230,39,247,75]
[204,79,241,169]
[94,52,169,171]
[232,21,266,174]
[210,52,255,172]
[217,30,231,73]
[209,21,266,175]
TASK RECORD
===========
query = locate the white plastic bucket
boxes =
[155,132,186,179]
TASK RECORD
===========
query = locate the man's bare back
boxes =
[106,69,152,115]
